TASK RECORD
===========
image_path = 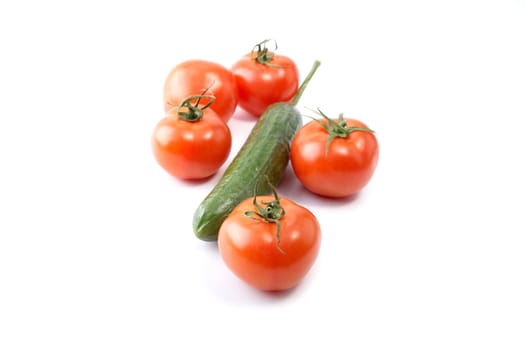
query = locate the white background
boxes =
[1,0,525,349]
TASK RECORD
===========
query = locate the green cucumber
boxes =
[192,60,321,241]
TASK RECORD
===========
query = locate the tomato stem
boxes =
[252,39,276,64]
[306,108,374,156]
[243,177,286,254]
[291,60,321,107]
[176,90,215,122]
[251,39,288,69]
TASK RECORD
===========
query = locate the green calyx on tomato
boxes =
[243,179,286,254]
[176,91,216,123]
[251,39,285,68]
[307,108,374,156]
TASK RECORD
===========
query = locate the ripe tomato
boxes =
[218,191,321,291]
[163,59,238,122]
[152,95,231,180]
[231,40,299,117]
[291,111,379,198]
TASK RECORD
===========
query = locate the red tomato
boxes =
[291,112,379,197]
[152,95,231,180]
[218,193,321,291]
[163,59,238,122]
[231,40,299,117]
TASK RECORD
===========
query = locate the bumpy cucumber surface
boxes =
[192,103,302,241]
[192,60,320,241]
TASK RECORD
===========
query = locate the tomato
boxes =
[231,40,299,117]
[152,95,232,180]
[291,110,379,198]
[218,190,321,291]
[163,59,238,122]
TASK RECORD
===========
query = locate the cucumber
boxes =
[192,60,321,241]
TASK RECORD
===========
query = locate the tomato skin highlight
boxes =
[291,118,379,198]
[218,196,321,291]
[231,52,299,117]
[163,60,238,122]
[151,108,231,180]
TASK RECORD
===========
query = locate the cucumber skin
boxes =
[192,102,303,241]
